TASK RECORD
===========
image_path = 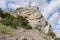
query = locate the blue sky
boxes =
[0,0,60,37]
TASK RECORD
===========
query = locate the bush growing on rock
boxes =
[47,31,56,38]
[0,8,4,18]
[0,23,15,35]
[0,12,32,29]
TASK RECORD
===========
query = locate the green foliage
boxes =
[22,24,32,29]
[55,38,60,40]
[47,31,56,38]
[2,12,10,18]
[0,23,15,36]
[16,16,28,26]
[0,9,10,18]
[0,11,32,29]
[0,8,32,36]
[0,8,3,13]
[0,8,4,17]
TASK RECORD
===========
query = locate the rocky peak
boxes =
[0,6,55,40]
[11,6,52,33]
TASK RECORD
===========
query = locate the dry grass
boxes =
[0,23,15,36]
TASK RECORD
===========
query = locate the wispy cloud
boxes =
[43,0,60,19]
[54,29,60,37]
[37,0,48,12]
[41,0,60,37]
[0,0,6,9]
[8,3,20,9]
[53,25,60,30]
[57,18,60,25]
[48,12,59,27]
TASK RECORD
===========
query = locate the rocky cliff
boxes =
[12,6,52,33]
[0,6,55,40]
[0,28,54,40]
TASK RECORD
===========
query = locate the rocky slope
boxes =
[0,6,55,40]
[0,28,54,40]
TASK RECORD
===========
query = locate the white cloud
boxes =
[57,18,60,25]
[37,0,60,37]
[6,0,37,9]
[20,2,30,7]
[39,0,60,37]
[37,0,48,12]
[48,12,59,27]
[8,3,20,9]
[53,25,60,30]
[31,2,36,6]
[0,0,6,9]
[43,0,60,18]
[53,30,60,37]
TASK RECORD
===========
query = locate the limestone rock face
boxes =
[12,6,52,33]
[14,28,54,40]
[0,28,54,40]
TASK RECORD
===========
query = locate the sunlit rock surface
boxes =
[0,28,54,40]
[12,6,52,33]
[0,6,55,40]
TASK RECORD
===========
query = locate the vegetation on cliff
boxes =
[0,8,32,29]
[55,38,60,40]
[0,7,56,40]
[0,8,32,35]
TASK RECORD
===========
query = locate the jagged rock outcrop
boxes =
[12,6,52,33]
[0,6,55,40]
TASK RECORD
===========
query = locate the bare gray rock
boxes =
[0,28,54,40]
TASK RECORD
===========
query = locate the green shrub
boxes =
[0,18,12,26]
[22,24,32,29]
[47,31,56,38]
[0,8,32,29]
[55,38,60,40]
[0,8,10,18]
[0,16,19,29]
[0,24,15,36]
[0,8,4,18]
[2,12,10,18]
[0,12,32,29]
[16,16,28,26]
[11,18,19,28]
